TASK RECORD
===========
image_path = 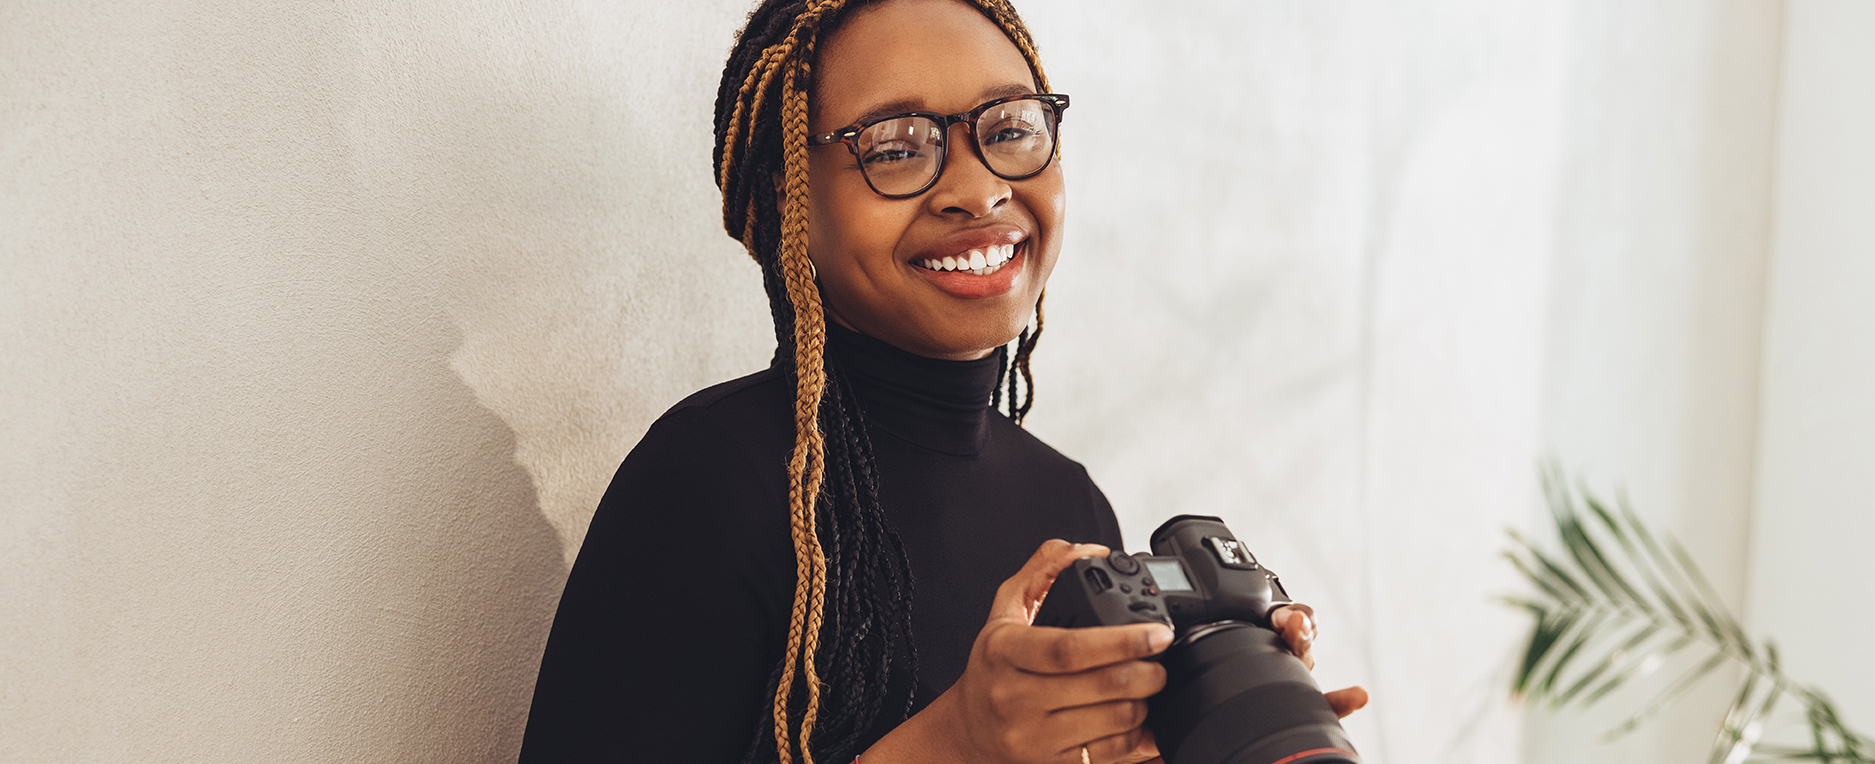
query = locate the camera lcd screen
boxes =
[1143,559,1193,591]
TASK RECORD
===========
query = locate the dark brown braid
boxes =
[712,1,1052,761]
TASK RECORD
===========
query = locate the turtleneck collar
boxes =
[826,323,1001,457]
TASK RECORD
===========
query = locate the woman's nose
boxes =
[924,123,1012,218]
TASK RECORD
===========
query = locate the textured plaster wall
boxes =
[0,1,1841,762]
[1,1,767,761]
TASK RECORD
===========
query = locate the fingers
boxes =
[1041,700,1150,761]
[1270,604,1317,671]
[1325,686,1369,718]
[1038,657,1167,710]
[989,540,1110,625]
[991,621,1174,675]
[1063,725,1159,764]
[1270,606,1363,718]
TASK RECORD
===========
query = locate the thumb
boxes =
[987,539,1109,626]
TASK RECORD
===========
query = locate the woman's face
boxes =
[808,0,1065,361]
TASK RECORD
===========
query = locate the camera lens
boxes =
[1149,622,1360,764]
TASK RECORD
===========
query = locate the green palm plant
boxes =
[1503,466,1873,763]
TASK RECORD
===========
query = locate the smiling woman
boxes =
[516,2,1356,763]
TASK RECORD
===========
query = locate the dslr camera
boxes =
[1035,515,1360,764]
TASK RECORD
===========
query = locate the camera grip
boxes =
[1034,554,1173,630]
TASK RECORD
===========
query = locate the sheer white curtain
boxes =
[1017,1,1867,762]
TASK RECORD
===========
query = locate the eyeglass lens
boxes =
[853,98,1058,196]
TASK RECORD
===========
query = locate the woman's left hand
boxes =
[1268,604,1370,719]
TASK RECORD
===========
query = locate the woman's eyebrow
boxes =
[845,84,1039,125]
[977,83,1035,102]
[850,99,924,124]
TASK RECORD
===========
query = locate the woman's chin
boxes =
[912,319,1036,361]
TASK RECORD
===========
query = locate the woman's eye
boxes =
[862,142,925,166]
[984,125,1040,145]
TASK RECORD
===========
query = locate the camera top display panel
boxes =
[1142,558,1193,591]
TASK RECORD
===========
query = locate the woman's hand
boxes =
[864,541,1368,764]
[1268,604,1369,719]
[914,540,1171,764]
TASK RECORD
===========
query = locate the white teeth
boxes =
[915,242,1022,273]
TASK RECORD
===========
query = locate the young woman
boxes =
[519,1,1366,762]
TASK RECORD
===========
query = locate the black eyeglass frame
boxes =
[808,93,1070,199]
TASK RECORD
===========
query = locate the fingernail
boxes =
[1148,624,1174,652]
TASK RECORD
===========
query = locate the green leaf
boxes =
[1538,608,1611,695]
[1505,466,1874,758]
[1600,496,1698,632]
[1555,506,1650,612]
[1558,632,1694,707]
[1515,607,1579,696]
[1665,535,1755,653]
[1621,506,1721,625]
[1509,530,1594,603]
[1602,651,1729,741]
[1708,667,1772,764]
[1504,548,1572,604]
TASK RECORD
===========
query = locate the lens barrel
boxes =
[1150,623,1360,764]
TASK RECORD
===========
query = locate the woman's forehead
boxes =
[812,0,1036,129]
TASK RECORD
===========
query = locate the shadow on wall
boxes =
[356,0,772,755]
[364,323,570,762]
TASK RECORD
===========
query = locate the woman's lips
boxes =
[908,240,1027,299]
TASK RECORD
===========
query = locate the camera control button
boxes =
[1204,536,1260,570]
[1106,553,1140,575]
[1128,601,1160,613]
[1119,584,1132,594]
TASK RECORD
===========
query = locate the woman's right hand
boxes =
[918,540,1174,764]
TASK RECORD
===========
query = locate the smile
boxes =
[913,243,1017,276]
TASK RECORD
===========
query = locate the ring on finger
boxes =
[1081,746,1091,764]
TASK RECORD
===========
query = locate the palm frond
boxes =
[1504,465,1873,762]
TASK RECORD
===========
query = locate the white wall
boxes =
[1,1,1855,762]
[1023,3,1571,760]
[0,1,770,761]
[1748,0,1875,731]
[1520,1,1784,761]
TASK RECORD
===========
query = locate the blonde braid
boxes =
[774,8,847,761]
[971,0,1051,92]
[773,58,831,764]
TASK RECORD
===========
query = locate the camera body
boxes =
[1035,514,1293,634]
[1035,515,1360,764]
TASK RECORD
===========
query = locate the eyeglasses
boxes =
[809,93,1069,198]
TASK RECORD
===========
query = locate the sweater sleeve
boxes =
[519,406,793,764]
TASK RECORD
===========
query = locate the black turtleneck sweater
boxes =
[519,326,1123,762]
